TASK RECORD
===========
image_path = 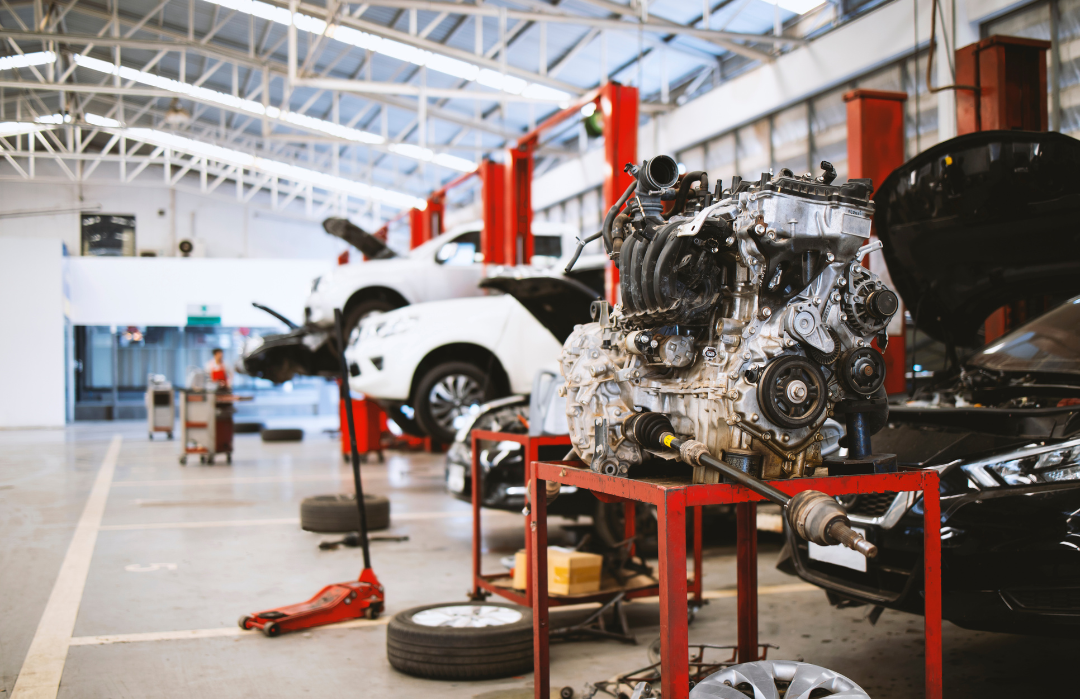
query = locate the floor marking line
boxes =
[12,435,123,699]
[69,617,389,646]
[97,510,514,532]
[111,474,397,487]
[65,584,817,648]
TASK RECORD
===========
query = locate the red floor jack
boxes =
[239,308,385,637]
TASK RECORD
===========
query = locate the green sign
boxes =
[187,304,222,326]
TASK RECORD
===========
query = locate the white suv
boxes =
[239,220,584,384]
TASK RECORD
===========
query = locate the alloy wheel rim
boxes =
[412,605,522,628]
[428,374,485,430]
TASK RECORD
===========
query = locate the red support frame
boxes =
[844,89,908,395]
[600,82,638,305]
[470,430,704,609]
[528,464,942,699]
[478,159,508,265]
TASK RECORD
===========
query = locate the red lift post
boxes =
[844,89,908,395]
[954,35,1051,343]
[506,82,638,302]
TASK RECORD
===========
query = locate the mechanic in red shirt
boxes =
[205,348,231,390]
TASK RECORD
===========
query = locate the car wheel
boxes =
[343,298,400,340]
[299,493,391,532]
[414,362,497,443]
[691,660,870,698]
[261,428,304,442]
[386,602,533,681]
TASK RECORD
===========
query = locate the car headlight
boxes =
[359,315,418,341]
[960,438,1080,488]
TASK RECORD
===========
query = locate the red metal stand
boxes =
[844,89,908,395]
[528,464,942,699]
[470,430,703,611]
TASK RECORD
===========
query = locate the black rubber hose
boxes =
[669,171,708,218]
[563,230,603,274]
[565,180,637,273]
[602,180,638,253]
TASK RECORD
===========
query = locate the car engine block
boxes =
[561,156,898,483]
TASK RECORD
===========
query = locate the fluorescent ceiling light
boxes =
[760,0,826,15]
[388,143,475,173]
[74,55,477,172]
[102,121,426,210]
[34,113,71,125]
[201,0,571,102]
[0,51,56,71]
[0,121,54,137]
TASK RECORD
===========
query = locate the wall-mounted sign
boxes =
[81,214,136,256]
[186,304,222,326]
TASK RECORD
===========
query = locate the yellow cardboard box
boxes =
[548,547,602,596]
[511,548,604,595]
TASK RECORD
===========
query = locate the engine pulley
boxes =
[838,346,886,395]
[757,355,828,429]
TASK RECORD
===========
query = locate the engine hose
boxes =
[602,180,638,254]
[669,171,709,218]
[611,213,630,256]
[563,230,602,273]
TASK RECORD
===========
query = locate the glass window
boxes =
[435,230,481,266]
[737,120,771,180]
[705,132,737,186]
[772,103,809,176]
[810,86,848,182]
[678,144,706,173]
[1059,0,1080,138]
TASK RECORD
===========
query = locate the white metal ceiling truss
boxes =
[0,0,839,222]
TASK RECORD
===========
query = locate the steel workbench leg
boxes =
[624,501,636,558]
[736,502,759,662]
[530,462,549,699]
[693,506,703,605]
[923,473,943,699]
[658,489,689,699]
[526,440,538,607]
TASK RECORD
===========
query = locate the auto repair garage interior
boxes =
[6,0,1080,696]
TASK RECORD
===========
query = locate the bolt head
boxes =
[826,253,835,262]
[760,307,772,318]
[755,223,766,234]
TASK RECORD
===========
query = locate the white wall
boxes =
[66,257,332,328]
[0,181,349,261]
[0,238,65,428]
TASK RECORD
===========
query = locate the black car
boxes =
[778,130,1080,637]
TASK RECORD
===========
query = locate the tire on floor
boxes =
[261,428,304,442]
[299,493,390,532]
[386,602,533,681]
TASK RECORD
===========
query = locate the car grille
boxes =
[847,492,898,518]
[1005,587,1080,612]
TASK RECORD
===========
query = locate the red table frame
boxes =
[528,462,942,699]
[470,430,704,608]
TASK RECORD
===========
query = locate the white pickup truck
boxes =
[238,219,588,385]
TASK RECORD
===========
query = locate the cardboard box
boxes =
[548,547,602,596]
[512,550,528,590]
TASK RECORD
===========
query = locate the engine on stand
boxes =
[561,155,900,558]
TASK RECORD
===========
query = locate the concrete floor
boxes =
[1,422,1075,698]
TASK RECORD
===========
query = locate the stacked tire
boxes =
[299,494,391,532]
[386,602,533,680]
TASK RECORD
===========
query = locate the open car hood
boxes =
[480,273,600,343]
[322,218,396,259]
[875,130,1080,346]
